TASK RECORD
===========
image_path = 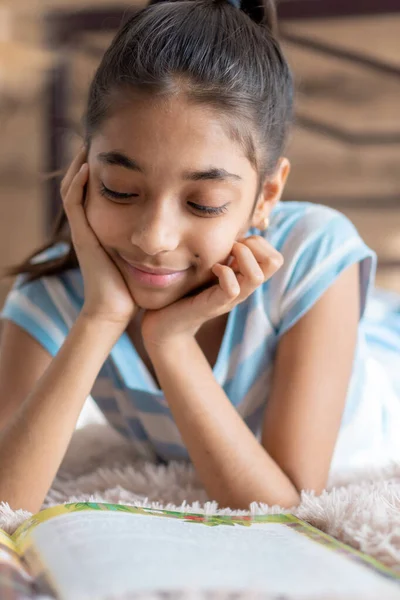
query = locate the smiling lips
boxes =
[119,254,188,288]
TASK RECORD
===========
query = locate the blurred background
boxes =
[0,0,399,309]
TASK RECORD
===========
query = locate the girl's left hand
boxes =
[141,235,283,348]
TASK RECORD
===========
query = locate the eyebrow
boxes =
[97,151,242,182]
[97,151,142,171]
[183,168,241,182]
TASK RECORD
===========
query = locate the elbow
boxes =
[6,496,43,515]
[218,493,301,511]
[274,490,301,510]
[214,485,301,511]
[290,472,328,500]
[0,485,46,514]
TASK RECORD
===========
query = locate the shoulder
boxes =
[256,202,376,334]
[1,243,83,355]
[266,201,362,252]
[13,242,83,311]
[30,241,70,265]
[263,201,375,278]
[15,242,83,300]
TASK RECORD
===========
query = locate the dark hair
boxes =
[3,0,293,284]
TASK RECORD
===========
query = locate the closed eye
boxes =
[188,202,229,216]
[100,183,229,215]
[99,183,138,201]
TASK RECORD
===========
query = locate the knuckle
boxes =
[228,279,241,297]
[248,271,264,286]
[272,253,284,269]
[227,289,239,303]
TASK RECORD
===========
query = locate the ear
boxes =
[251,157,290,229]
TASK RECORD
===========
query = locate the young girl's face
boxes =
[86,95,271,310]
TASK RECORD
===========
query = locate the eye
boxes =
[99,183,138,203]
[188,202,229,216]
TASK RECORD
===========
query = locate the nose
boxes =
[131,203,180,256]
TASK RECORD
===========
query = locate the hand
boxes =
[141,235,283,347]
[61,147,138,326]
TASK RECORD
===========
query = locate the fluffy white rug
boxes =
[1,422,400,598]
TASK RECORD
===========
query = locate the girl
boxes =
[1,0,400,514]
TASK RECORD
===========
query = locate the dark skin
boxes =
[0,93,359,512]
[85,95,288,335]
[80,95,358,509]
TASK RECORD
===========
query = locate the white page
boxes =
[28,511,400,600]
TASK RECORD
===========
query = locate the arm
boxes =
[146,263,360,509]
[262,262,360,493]
[0,149,138,513]
[0,322,53,431]
[0,315,125,513]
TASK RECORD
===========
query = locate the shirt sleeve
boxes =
[0,244,76,356]
[267,204,377,337]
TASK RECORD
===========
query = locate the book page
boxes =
[0,529,35,598]
[22,510,400,600]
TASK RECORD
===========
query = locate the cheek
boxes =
[197,222,239,267]
[85,194,122,244]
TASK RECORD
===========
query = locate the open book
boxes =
[0,502,399,599]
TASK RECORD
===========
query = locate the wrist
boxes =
[76,312,128,338]
[79,307,131,327]
[143,332,196,358]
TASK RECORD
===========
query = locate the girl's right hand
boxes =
[61,147,138,326]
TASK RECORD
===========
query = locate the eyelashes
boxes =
[99,183,229,217]
[99,183,137,201]
[187,202,228,216]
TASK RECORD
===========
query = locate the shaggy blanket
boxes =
[1,423,400,599]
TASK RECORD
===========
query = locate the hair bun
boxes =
[147,0,278,35]
[240,0,278,34]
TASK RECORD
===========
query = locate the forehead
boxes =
[91,95,254,175]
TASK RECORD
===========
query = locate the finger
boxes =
[231,242,265,291]
[182,265,239,322]
[60,146,87,200]
[63,163,91,244]
[241,236,284,278]
[211,264,240,301]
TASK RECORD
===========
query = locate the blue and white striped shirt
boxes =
[3,201,400,479]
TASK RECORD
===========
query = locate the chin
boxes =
[125,274,216,312]
[130,288,183,311]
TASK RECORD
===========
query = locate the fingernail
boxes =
[80,163,88,173]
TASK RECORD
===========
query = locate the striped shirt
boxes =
[3,201,400,479]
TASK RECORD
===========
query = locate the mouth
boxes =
[119,254,188,288]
